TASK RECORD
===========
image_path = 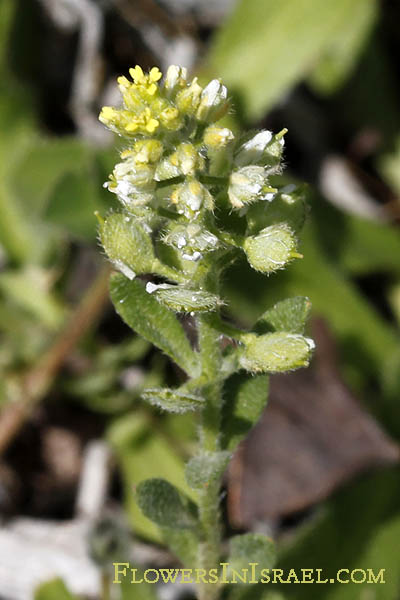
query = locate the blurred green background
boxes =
[1,0,400,599]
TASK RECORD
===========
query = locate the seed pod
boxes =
[243,223,301,273]
[240,332,315,373]
[146,282,223,313]
[100,212,155,278]
[142,387,205,413]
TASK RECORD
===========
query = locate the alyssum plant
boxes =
[98,65,313,599]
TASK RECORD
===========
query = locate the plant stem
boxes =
[196,315,223,600]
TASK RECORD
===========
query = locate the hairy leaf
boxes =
[160,529,199,569]
[100,213,155,276]
[255,297,311,335]
[185,451,231,489]
[228,533,276,580]
[107,413,194,542]
[136,478,198,529]
[222,373,269,451]
[110,274,199,376]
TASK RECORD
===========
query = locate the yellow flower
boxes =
[129,65,162,96]
[120,140,163,164]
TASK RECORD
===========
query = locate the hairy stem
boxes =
[196,315,223,600]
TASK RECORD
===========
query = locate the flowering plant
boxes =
[98,64,313,599]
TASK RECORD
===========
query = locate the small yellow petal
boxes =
[125,122,138,132]
[100,106,115,120]
[147,83,157,96]
[146,118,159,133]
[129,65,144,83]
[117,76,130,88]
[149,67,162,82]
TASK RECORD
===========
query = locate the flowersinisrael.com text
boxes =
[113,563,385,585]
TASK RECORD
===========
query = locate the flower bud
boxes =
[240,332,315,373]
[99,105,160,137]
[169,143,205,176]
[170,178,214,219]
[196,79,229,123]
[243,223,301,273]
[105,159,156,209]
[163,65,188,98]
[228,166,275,209]
[122,139,163,164]
[100,212,155,278]
[234,128,287,171]
[155,157,181,181]
[203,126,235,149]
[175,77,203,115]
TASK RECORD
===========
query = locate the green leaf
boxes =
[228,533,276,581]
[107,413,195,542]
[160,528,199,569]
[136,478,198,529]
[110,274,199,376]
[142,387,205,413]
[45,172,106,240]
[310,191,400,277]
[255,297,311,335]
[379,142,400,196]
[10,138,91,215]
[240,332,314,374]
[309,0,377,95]
[185,451,231,489]
[100,213,155,276]
[278,469,400,600]
[0,0,16,76]
[0,99,47,263]
[0,267,65,330]
[121,573,158,600]
[208,0,376,120]
[221,373,269,451]
[34,578,78,600]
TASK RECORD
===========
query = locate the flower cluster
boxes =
[99,64,306,303]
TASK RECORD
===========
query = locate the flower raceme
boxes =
[98,65,313,374]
